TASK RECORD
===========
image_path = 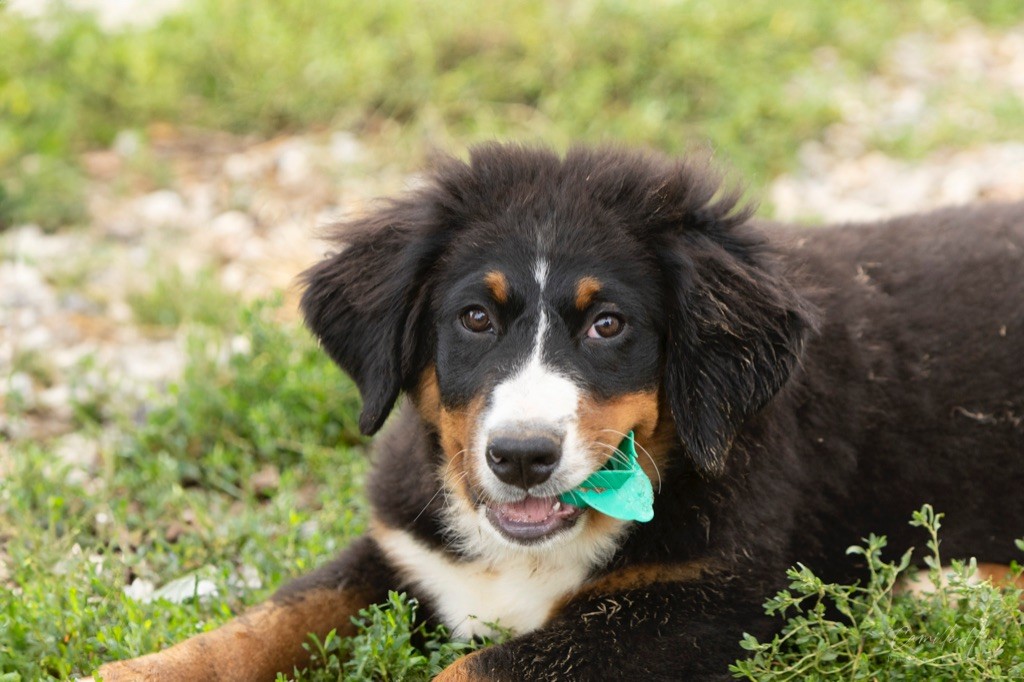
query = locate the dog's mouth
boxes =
[484,495,585,543]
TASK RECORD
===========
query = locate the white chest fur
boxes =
[375,523,612,639]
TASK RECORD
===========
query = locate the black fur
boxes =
[299,144,1024,680]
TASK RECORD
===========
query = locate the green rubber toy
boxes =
[558,431,654,522]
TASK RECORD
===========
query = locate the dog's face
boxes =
[302,145,813,552]
[423,211,666,546]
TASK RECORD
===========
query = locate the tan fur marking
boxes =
[439,395,487,503]
[577,390,667,485]
[412,364,442,427]
[93,588,368,681]
[550,560,715,618]
[583,560,715,595]
[575,276,602,310]
[975,562,1024,591]
[483,271,509,304]
[435,650,488,681]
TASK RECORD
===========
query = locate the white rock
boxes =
[116,340,184,385]
[5,372,35,404]
[329,131,364,165]
[112,129,142,158]
[17,325,54,351]
[276,141,315,186]
[229,334,252,356]
[53,543,83,576]
[54,432,100,471]
[219,263,247,292]
[124,578,156,603]
[228,564,263,591]
[152,571,219,604]
[208,211,256,260]
[224,152,267,182]
[298,520,319,540]
[940,167,982,205]
[5,224,75,263]
[132,190,187,229]
[0,261,56,310]
[7,0,189,31]
[107,300,134,323]
[187,183,218,226]
[38,385,73,421]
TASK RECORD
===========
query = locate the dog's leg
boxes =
[91,536,394,682]
[436,563,775,682]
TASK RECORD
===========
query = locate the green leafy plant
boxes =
[123,299,363,493]
[126,266,242,330]
[732,505,1024,680]
[282,591,508,682]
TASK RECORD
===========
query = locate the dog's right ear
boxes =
[300,200,448,436]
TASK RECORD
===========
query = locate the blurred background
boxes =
[1,1,1023,678]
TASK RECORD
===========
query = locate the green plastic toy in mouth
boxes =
[558,431,654,522]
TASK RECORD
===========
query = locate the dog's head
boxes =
[302,144,814,550]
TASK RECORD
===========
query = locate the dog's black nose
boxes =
[486,434,561,489]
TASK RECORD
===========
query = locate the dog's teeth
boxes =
[552,501,561,512]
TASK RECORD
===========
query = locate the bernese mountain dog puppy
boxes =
[94,144,1023,681]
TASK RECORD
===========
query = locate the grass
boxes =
[279,592,507,682]
[2,0,1024,228]
[1,301,369,680]
[732,507,1024,680]
[0,294,491,680]
[126,266,245,331]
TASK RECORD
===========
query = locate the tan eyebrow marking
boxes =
[575,276,602,310]
[484,270,509,304]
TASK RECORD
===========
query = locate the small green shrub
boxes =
[0,155,87,230]
[283,591,506,682]
[123,299,363,492]
[732,505,1024,680]
[126,266,242,330]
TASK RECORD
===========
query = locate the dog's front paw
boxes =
[434,651,490,682]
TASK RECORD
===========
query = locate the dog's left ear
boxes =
[300,201,447,436]
[660,227,817,474]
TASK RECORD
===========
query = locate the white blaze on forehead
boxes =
[534,257,549,291]
[482,307,578,432]
[483,256,570,430]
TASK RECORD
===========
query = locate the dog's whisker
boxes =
[442,470,471,507]
[595,429,663,494]
[593,441,638,473]
[632,443,663,494]
[412,451,468,525]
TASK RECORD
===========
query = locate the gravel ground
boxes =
[2,22,1024,476]
[773,24,1024,222]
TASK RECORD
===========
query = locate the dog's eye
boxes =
[588,313,624,339]
[461,306,494,333]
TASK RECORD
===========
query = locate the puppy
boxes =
[94,144,1024,681]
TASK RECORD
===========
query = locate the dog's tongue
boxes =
[501,496,555,523]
